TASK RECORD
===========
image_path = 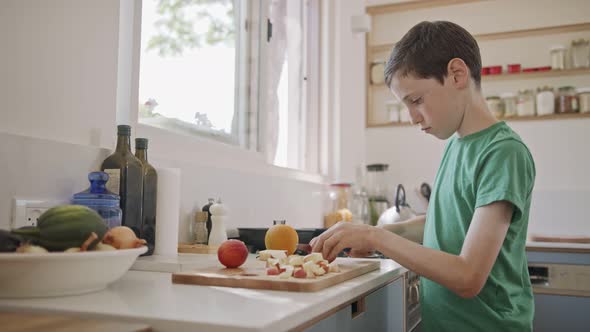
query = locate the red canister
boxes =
[507,64,521,73]
[489,66,502,75]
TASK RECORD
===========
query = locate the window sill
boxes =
[136,124,326,185]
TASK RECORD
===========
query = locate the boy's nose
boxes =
[409,108,423,125]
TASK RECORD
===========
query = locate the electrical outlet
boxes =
[11,198,66,229]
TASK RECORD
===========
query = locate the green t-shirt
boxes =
[421,121,536,332]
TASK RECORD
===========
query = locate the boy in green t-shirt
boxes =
[311,21,535,331]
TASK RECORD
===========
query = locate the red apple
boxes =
[266,267,280,275]
[217,240,248,268]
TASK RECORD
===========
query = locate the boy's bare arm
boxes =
[379,214,426,243]
[311,201,513,299]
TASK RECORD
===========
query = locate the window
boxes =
[138,0,250,146]
[137,0,320,173]
[260,0,320,173]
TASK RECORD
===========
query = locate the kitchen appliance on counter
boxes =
[527,246,590,331]
[378,184,417,226]
[366,164,391,226]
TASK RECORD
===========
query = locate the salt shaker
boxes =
[208,199,228,246]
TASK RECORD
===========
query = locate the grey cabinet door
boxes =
[533,294,590,332]
[305,305,351,332]
[351,278,404,332]
[305,278,405,332]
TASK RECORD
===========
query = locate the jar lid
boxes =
[519,89,534,94]
[558,86,576,91]
[330,183,352,188]
[72,172,120,207]
[550,45,566,51]
[537,86,554,92]
[577,87,590,94]
[500,92,516,98]
[367,164,389,172]
[485,96,500,100]
[572,39,589,46]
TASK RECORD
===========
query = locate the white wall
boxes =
[363,0,590,236]
[327,0,367,184]
[0,0,324,243]
[0,0,119,148]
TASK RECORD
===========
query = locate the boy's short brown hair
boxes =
[384,21,482,89]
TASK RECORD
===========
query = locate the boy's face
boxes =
[389,73,465,140]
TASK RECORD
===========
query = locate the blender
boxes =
[366,164,390,226]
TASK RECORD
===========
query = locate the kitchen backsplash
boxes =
[2,131,588,241]
[0,132,324,243]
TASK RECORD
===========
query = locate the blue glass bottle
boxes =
[72,172,122,229]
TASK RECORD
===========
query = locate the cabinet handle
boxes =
[409,284,420,305]
[351,297,366,319]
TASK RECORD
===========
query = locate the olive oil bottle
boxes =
[101,125,143,237]
[135,138,157,256]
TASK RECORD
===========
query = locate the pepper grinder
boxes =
[208,199,228,246]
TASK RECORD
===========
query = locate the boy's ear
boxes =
[447,58,469,89]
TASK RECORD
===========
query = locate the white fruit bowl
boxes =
[0,246,147,298]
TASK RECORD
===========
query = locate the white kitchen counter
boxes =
[0,255,406,332]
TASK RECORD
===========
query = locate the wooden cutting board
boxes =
[177,243,218,254]
[0,311,151,332]
[172,258,380,292]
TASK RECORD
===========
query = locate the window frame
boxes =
[124,0,324,182]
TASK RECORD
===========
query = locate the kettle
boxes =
[377,184,416,225]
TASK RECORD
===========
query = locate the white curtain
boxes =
[263,0,287,164]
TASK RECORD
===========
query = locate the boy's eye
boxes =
[412,97,423,105]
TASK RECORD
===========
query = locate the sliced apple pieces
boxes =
[262,251,341,279]
[258,249,288,262]
[303,252,323,263]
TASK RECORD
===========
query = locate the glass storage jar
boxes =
[370,60,386,84]
[577,87,590,113]
[571,39,590,68]
[385,100,401,122]
[550,45,567,70]
[500,92,518,117]
[516,89,536,117]
[486,96,504,118]
[557,86,579,113]
[323,183,353,228]
[536,86,555,116]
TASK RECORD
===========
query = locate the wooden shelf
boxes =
[477,22,590,42]
[369,22,590,54]
[367,112,590,128]
[366,0,481,16]
[368,68,590,87]
[483,68,590,81]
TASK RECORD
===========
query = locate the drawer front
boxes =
[350,278,404,332]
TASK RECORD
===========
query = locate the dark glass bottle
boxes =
[101,125,143,238]
[202,198,215,243]
[135,138,157,256]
